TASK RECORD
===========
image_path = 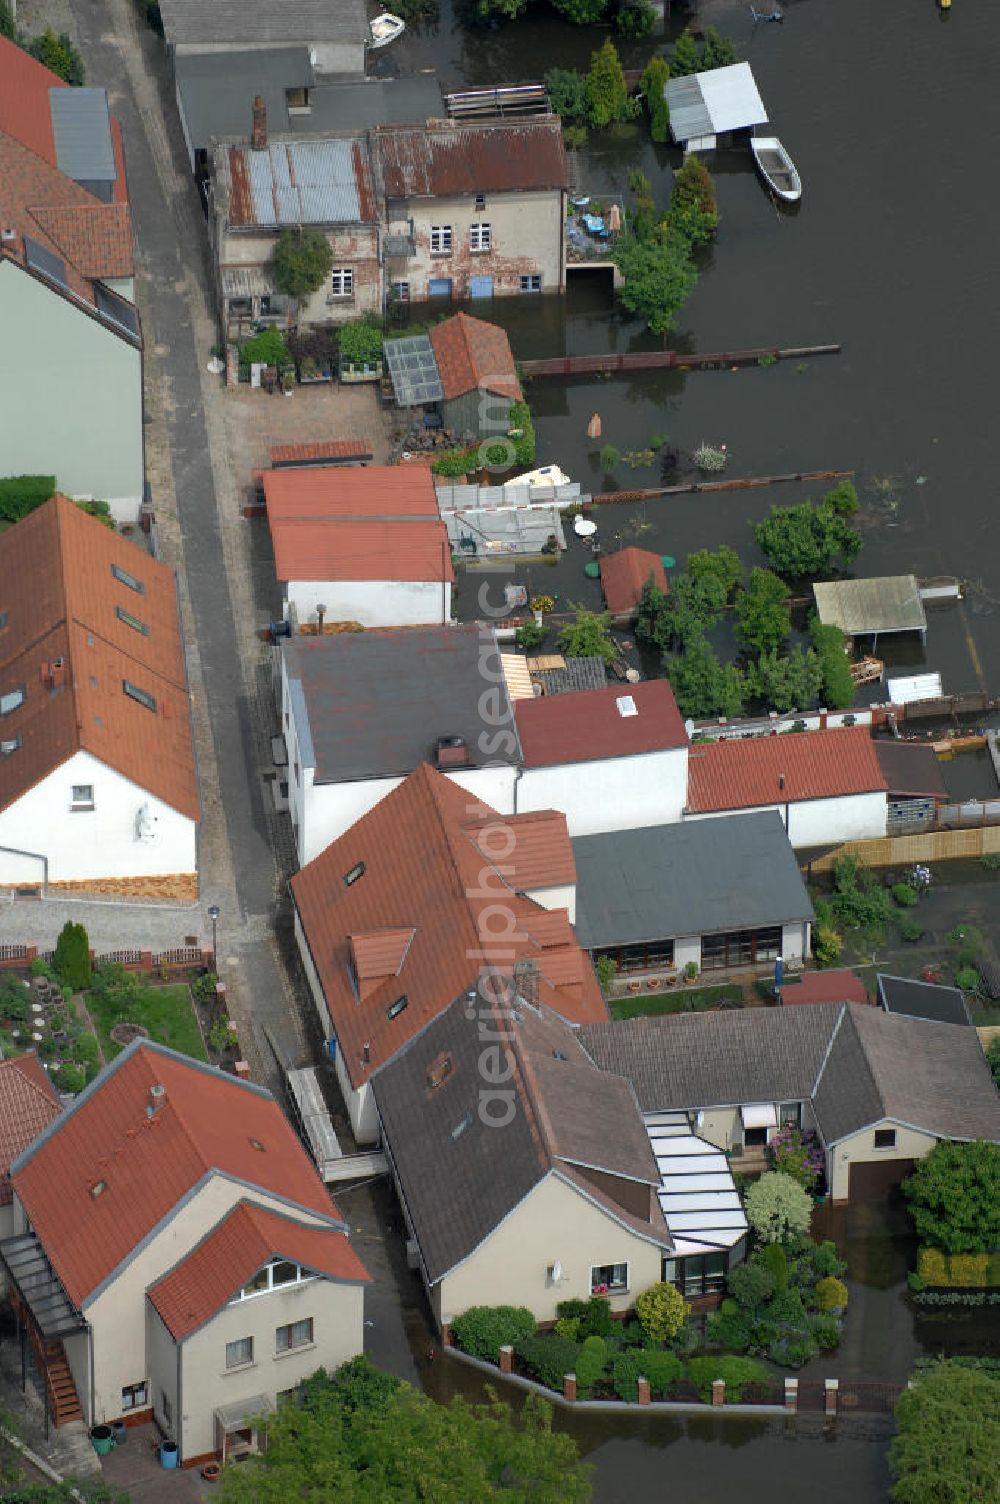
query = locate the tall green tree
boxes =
[669,29,701,76]
[699,24,738,69]
[216,1357,591,1503]
[744,1172,813,1245]
[890,1361,1000,1504]
[0,0,16,40]
[53,921,91,992]
[27,28,85,85]
[558,608,616,666]
[666,636,744,720]
[270,227,334,301]
[585,38,629,127]
[669,154,718,248]
[733,568,792,654]
[903,1140,1000,1254]
[753,497,863,579]
[809,617,856,710]
[611,225,697,336]
[639,54,671,143]
[544,66,588,120]
[686,545,743,600]
[749,645,823,714]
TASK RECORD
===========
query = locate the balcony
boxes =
[385,220,416,258]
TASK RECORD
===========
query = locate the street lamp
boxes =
[208,905,220,967]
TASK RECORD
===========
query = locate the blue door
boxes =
[469,275,494,299]
[428,277,453,298]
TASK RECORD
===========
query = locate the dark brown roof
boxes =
[600,548,667,618]
[874,740,949,800]
[374,119,569,199]
[371,998,671,1284]
[429,313,522,403]
[0,497,199,822]
[291,764,607,1089]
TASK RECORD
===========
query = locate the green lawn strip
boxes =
[610,983,741,1020]
[87,983,208,1062]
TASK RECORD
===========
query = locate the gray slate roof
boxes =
[572,811,814,949]
[580,1003,1000,1146]
[283,624,520,782]
[536,657,607,696]
[877,974,970,1027]
[160,0,366,47]
[175,55,441,155]
[372,999,671,1284]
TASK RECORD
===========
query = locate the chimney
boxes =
[362,1041,371,1065]
[148,1083,166,1116]
[436,735,469,770]
[251,96,267,151]
[514,959,539,1009]
[50,657,66,688]
[316,604,326,636]
[778,772,786,792]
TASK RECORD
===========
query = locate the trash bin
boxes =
[160,1440,179,1469]
[90,1426,115,1456]
[111,1421,127,1446]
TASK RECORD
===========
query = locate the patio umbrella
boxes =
[608,203,621,234]
[574,517,598,537]
[586,413,602,440]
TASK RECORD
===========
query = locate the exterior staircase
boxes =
[32,1334,82,1426]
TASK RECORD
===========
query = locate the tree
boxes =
[616,1,656,39]
[270,227,333,301]
[545,66,588,120]
[216,1356,592,1503]
[687,545,743,600]
[666,636,744,720]
[53,921,91,992]
[753,497,863,580]
[699,24,738,70]
[744,1171,813,1245]
[639,54,671,143]
[669,154,718,247]
[669,30,701,77]
[611,227,698,336]
[0,0,16,40]
[750,646,823,713]
[27,29,86,85]
[733,568,792,654]
[553,0,609,20]
[902,1140,1000,1254]
[635,1281,688,1343]
[808,617,856,711]
[890,1360,1000,1504]
[987,1037,1000,1090]
[585,39,629,128]
[558,608,616,666]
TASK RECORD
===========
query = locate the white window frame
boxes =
[873,1127,897,1151]
[71,784,94,810]
[229,1258,316,1304]
[469,222,492,253]
[0,687,25,715]
[123,679,157,713]
[430,224,452,255]
[392,280,410,303]
[329,267,354,298]
[121,1380,148,1411]
[225,1336,254,1370]
[590,1261,629,1295]
[520,274,542,293]
[275,1317,314,1354]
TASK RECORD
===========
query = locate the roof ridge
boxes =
[505,1010,556,1176]
[841,1002,887,1119]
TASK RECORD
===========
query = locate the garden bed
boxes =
[610,982,744,1021]
[88,977,207,1063]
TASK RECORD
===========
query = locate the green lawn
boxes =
[88,983,208,1063]
[610,983,742,1020]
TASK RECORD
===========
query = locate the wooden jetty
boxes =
[589,468,854,505]
[519,343,841,379]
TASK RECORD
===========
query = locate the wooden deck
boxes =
[520,343,840,378]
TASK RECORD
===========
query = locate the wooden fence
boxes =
[807,824,1000,875]
[0,944,212,973]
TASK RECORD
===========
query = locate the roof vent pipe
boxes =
[779,773,786,791]
[148,1083,166,1116]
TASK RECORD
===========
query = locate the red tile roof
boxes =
[686,726,887,813]
[269,440,372,466]
[430,313,522,403]
[147,1201,370,1341]
[781,970,870,1006]
[600,547,667,618]
[464,810,575,890]
[0,1052,61,1206]
[374,119,569,199]
[0,497,199,822]
[0,35,63,164]
[27,202,133,279]
[12,1043,347,1309]
[291,764,605,1088]
[264,465,439,520]
[515,680,687,770]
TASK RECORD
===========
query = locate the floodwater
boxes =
[382,0,1000,701]
[371,3,1000,1495]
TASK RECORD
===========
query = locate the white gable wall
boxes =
[0,750,196,885]
[517,746,689,838]
[685,790,887,849]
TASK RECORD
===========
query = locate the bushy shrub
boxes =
[706,1305,752,1353]
[555,1296,615,1340]
[74,1031,101,1083]
[635,1281,688,1343]
[239,327,289,370]
[726,1261,775,1311]
[554,1316,581,1341]
[814,1276,849,1312]
[0,475,57,523]
[900,918,925,943]
[745,1173,813,1245]
[0,977,30,1024]
[811,1316,842,1351]
[27,28,85,84]
[956,965,980,992]
[574,1335,610,1396]
[451,1305,536,1361]
[514,1334,580,1391]
[892,883,919,906]
[544,66,588,120]
[53,922,91,992]
[948,1253,988,1288]
[611,1350,644,1402]
[762,1287,809,1332]
[56,1062,86,1093]
[338,317,384,368]
[686,1355,768,1402]
[639,54,671,143]
[639,1349,684,1396]
[756,1243,789,1291]
[768,1334,817,1369]
[809,1241,846,1280]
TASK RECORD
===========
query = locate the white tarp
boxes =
[740,1103,778,1130]
[887,673,943,705]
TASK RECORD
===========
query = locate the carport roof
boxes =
[665,62,768,144]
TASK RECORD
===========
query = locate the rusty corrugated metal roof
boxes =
[374,119,568,199]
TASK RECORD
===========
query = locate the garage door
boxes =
[848,1158,916,1201]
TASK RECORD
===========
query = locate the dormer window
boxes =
[230,1258,315,1303]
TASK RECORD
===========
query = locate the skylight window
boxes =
[343,861,365,887]
[386,995,409,1020]
[116,605,149,636]
[616,694,638,718]
[112,562,144,594]
[0,737,21,756]
[0,687,25,715]
[123,680,156,713]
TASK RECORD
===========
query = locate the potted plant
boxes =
[683,961,699,986]
[201,1461,222,1482]
[281,367,295,396]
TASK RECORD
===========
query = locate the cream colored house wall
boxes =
[827,1121,938,1202]
[85,1176,334,1424]
[173,1278,365,1459]
[218,225,380,327]
[404,189,565,300]
[147,1304,178,1437]
[434,1171,663,1330]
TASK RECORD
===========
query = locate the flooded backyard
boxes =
[381,0,1000,700]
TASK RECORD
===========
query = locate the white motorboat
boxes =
[368,12,406,48]
[503,464,572,492]
[750,136,802,202]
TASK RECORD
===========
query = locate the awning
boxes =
[741,1103,778,1130]
[221,265,275,299]
[215,1394,274,1432]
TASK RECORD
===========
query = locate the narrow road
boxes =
[68,0,311,1081]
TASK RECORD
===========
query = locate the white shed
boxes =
[665,62,768,150]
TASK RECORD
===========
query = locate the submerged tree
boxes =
[639,54,671,143]
[611,225,698,336]
[585,38,630,127]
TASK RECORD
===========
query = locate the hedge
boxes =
[0,475,56,522]
[450,1305,536,1362]
[686,1355,768,1402]
[917,1248,1000,1288]
[515,1334,580,1391]
[508,401,536,468]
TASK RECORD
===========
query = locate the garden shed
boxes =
[385,313,522,438]
[664,62,768,151]
[813,575,927,646]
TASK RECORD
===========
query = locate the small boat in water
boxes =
[368,12,406,48]
[750,136,802,202]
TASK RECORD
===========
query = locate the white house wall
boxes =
[517,747,689,838]
[685,791,886,849]
[285,579,452,629]
[523,881,576,926]
[0,262,143,521]
[0,750,196,885]
[827,1121,938,1203]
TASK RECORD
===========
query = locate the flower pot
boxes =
[201,1462,222,1482]
[90,1425,115,1456]
[160,1441,179,1469]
